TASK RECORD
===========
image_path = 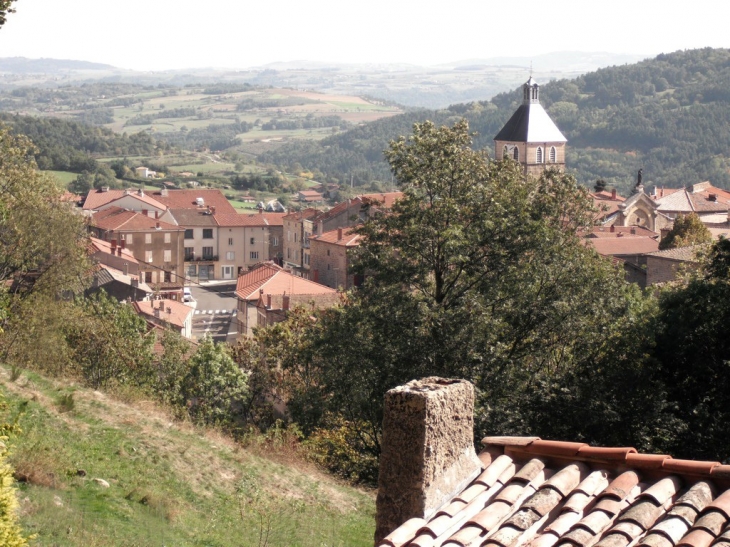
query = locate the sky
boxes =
[0,0,728,71]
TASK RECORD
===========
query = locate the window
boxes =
[145,250,153,263]
[327,249,330,256]
[549,146,557,163]
[203,229,213,239]
[536,147,543,164]
[186,264,197,278]
[184,229,193,239]
[164,233,171,244]
[126,234,133,245]
[513,147,519,161]
[164,271,171,283]
[250,251,259,260]
[503,145,508,159]
[250,237,255,245]
[202,246,214,259]
[294,233,298,243]
[145,233,152,244]
[304,253,310,266]
[144,271,152,283]
[164,250,172,262]
[287,249,290,259]
[228,238,233,246]
[272,237,278,247]
[226,251,235,260]
[184,247,194,261]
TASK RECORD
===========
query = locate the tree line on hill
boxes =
[261,48,730,195]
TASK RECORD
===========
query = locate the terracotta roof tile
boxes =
[236,262,337,301]
[646,246,704,263]
[311,227,363,247]
[586,236,660,256]
[132,299,193,329]
[82,188,167,211]
[91,209,181,232]
[150,188,237,214]
[214,212,286,227]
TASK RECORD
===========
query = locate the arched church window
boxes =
[513,147,519,161]
[549,146,557,163]
[536,147,543,164]
[503,145,508,159]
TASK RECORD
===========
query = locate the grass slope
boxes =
[2,367,374,547]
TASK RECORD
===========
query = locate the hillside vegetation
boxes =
[3,365,374,547]
[264,48,730,195]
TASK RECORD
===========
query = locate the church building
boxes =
[494,77,567,175]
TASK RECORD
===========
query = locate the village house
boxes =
[297,189,324,203]
[213,211,285,279]
[89,207,186,299]
[132,299,194,338]
[645,245,703,286]
[234,262,338,337]
[86,237,153,301]
[376,377,730,547]
[283,208,320,276]
[310,227,363,289]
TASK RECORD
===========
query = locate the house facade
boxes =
[310,227,363,289]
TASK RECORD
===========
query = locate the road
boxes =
[189,282,239,344]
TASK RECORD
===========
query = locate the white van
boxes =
[183,287,193,302]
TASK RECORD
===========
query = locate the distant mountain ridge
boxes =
[0,57,116,73]
[261,48,730,194]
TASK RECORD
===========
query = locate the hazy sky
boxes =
[0,0,726,70]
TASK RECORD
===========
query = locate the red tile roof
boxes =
[150,188,237,214]
[312,227,363,247]
[88,237,138,263]
[646,245,704,262]
[283,208,321,221]
[235,262,336,300]
[586,236,660,257]
[585,226,659,238]
[380,436,730,547]
[91,209,181,232]
[132,299,193,329]
[214,212,286,227]
[590,191,625,220]
[82,188,167,211]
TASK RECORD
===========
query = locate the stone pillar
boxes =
[374,377,482,544]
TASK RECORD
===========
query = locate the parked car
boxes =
[183,287,193,302]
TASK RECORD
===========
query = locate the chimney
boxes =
[337,227,343,240]
[154,308,160,318]
[120,238,126,249]
[123,262,128,276]
[283,293,290,311]
[138,188,145,197]
[142,209,148,217]
[611,188,617,199]
[709,193,717,202]
[111,239,117,250]
[159,300,165,310]
[161,188,169,197]
[210,205,216,215]
[155,211,159,219]
[610,225,615,232]
[375,377,482,544]
[156,222,161,230]
[166,307,172,315]
[117,247,122,257]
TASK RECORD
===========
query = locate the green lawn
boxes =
[4,366,375,547]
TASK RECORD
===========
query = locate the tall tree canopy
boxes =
[289,120,637,468]
[0,0,15,29]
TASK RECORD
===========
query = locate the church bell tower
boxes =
[494,77,567,175]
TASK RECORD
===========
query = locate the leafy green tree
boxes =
[0,0,16,29]
[658,212,712,250]
[294,120,634,468]
[178,337,249,427]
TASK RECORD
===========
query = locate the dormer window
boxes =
[536,147,543,164]
[550,146,557,163]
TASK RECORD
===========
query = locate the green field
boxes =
[4,365,375,546]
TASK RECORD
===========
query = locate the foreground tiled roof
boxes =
[380,436,730,547]
[88,237,138,263]
[91,209,180,232]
